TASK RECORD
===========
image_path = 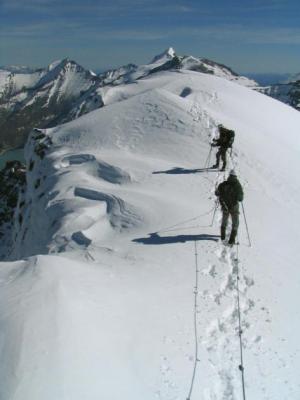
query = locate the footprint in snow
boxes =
[244,275,255,287]
[202,264,218,278]
[215,246,228,263]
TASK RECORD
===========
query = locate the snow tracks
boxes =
[199,243,254,399]
[185,150,256,399]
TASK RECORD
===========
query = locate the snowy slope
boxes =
[1,69,300,400]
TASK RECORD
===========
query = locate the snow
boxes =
[0,69,45,99]
[257,82,300,110]
[0,59,88,102]
[0,65,36,74]
[48,59,65,71]
[180,56,258,87]
[95,47,256,88]
[57,64,94,100]
[1,69,300,399]
[151,47,176,64]
[0,70,10,94]
[12,72,44,91]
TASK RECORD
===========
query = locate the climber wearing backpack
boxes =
[211,124,235,171]
[215,170,244,245]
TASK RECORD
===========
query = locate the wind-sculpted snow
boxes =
[0,69,300,399]
[61,154,131,184]
[74,187,140,230]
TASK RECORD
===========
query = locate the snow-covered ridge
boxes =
[97,47,257,87]
[1,68,300,399]
[0,58,97,101]
[180,55,258,87]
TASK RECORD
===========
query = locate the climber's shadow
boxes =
[152,167,214,175]
[133,232,219,245]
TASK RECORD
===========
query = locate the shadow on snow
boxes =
[133,232,219,245]
[152,167,216,175]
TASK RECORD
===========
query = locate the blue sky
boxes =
[0,0,299,73]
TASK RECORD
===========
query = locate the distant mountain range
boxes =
[0,48,298,151]
[256,81,300,111]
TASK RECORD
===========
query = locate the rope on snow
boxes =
[235,239,247,400]
[186,241,200,400]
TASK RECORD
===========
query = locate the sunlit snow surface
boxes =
[1,70,300,400]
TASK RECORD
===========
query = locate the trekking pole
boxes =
[207,146,212,170]
[229,146,238,169]
[241,202,251,247]
[210,200,219,226]
[204,146,212,170]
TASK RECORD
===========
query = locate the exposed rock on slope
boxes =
[0,160,26,259]
[257,80,300,111]
[0,60,100,150]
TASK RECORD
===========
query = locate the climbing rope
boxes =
[235,240,247,400]
[186,241,200,400]
[211,143,248,398]
[156,205,216,234]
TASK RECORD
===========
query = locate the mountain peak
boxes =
[47,58,80,72]
[165,47,176,58]
[47,59,65,72]
[151,47,176,64]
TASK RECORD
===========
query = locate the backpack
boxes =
[219,127,235,148]
[218,181,240,209]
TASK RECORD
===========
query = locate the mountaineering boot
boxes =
[212,163,219,169]
[228,229,237,245]
[221,227,226,241]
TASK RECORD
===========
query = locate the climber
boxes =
[211,124,235,171]
[215,169,244,245]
